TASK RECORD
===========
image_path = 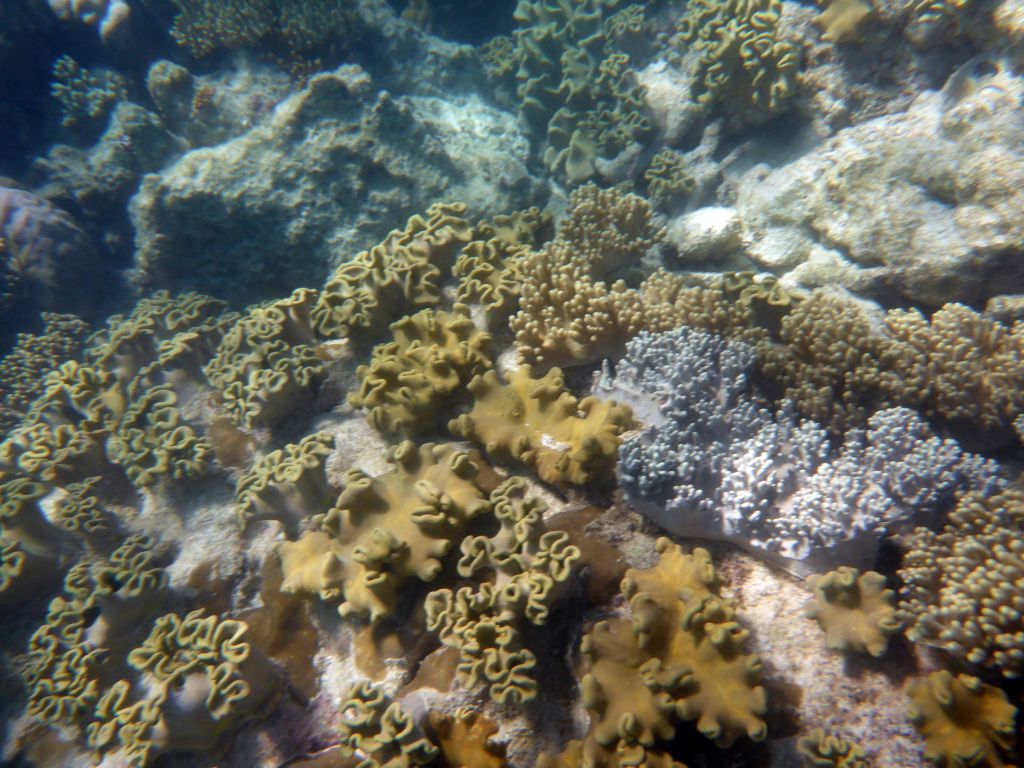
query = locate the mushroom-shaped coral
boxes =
[313,203,474,342]
[235,430,335,529]
[337,680,439,766]
[805,568,902,657]
[798,728,871,767]
[450,366,633,486]
[899,488,1024,678]
[349,304,493,434]
[425,477,581,705]
[906,671,1018,768]
[277,441,491,622]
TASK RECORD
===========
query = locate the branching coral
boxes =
[313,203,474,342]
[899,488,1024,678]
[277,441,491,622]
[205,288,324,429]
[676,0,798,121]
[425,477,581,705]
[906,671,1017,768]
[450,365,633,486]
[50,55,127,130]
[576,538,767,760]
[608,326,1002,574]
[169,0,276,57]
[349,305,493,434]
[804,568,901,657]
[235,430,335,529]
[798,729,871,767]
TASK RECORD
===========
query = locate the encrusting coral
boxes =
[798,728,871,767]
[349,304,493,435]
[450,365,634,486]
[564,538,766,762]
[235,430,335,529]
[313,203,474,343]
[276,441,491,622]
[425,476,581,705]
[804,568,901,657]
[899,488,1024,678]
[906,671,1018,768]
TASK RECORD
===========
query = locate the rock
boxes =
[665,206,744,265]
[733,55,1024,307]
[130,63,544,305]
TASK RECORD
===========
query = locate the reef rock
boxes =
[130,63,542,305]
[733,56,1024,307]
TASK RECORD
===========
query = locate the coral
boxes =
[906,671,1017,768]
[53,477,112,537]
[578,538,767,758]
[0,312,89,437]
[479,35,517,80]
[608,326,1001,573]
[47,0,132,42]
[277,441,491,621]
[798,729,870,767]
[453,238,528,327]
[425,477,581,705]
[312,204,474,342]
[804,568,901,657]
[337,680,438,766]
[899,488,1024,678]
[813,0,872,42]
[450,365,633,486]
[513,0,651,181]
[645,150,696,203]
[428,709,509,768]
[50,55,127,130]
[882,304,1024,436]
[205,288,324,429]
[235,431,335,529]
[0,182,104,319]
[169,0,276,57]
[0,475,71,573]
[759,291,888,434]
[349,305,493,434]
[676,0,798,121]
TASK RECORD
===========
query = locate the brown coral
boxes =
[805,568,901,657]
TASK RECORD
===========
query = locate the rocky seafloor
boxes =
[1,0,1023,766]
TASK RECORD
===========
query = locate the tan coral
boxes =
[313,203,474,341]
[798,728,871,767]
[277,441,491,622]
[449,365,633,485]
[814,0,872,42]
[805,567,901,657]
[906,671,1018,768]
[349,304,493,434]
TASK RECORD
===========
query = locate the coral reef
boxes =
[450,365,633,486]
[47,0,131,43]
[804,568,901,657]
[798,729,871,767]
[899,488,1024,678]
[906,671,1018,768]
[350,304,493,434]
[50,55,127,132]
[425,477,581,704]
[337,680,439,766]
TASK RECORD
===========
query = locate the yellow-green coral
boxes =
[450,365,633,485]
[235,430,335,529]
[676,0,798,120]
[805,568,901,657]
[814,0,872,42]
[349,304,493,434]
[312,204,474,341]
[337,680,439,766]
[205,288,325,429]
[453,237,529,326]
[798,729,871,767]
[906,671,1017,768]
[578,538,767,759]
[425,477,581,705]
[277,441,491,622]
[899,489,1024,678]
[645,150,696,202]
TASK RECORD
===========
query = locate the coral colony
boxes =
[1,0,1023,766]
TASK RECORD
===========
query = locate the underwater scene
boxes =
[1,0,1023,765]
